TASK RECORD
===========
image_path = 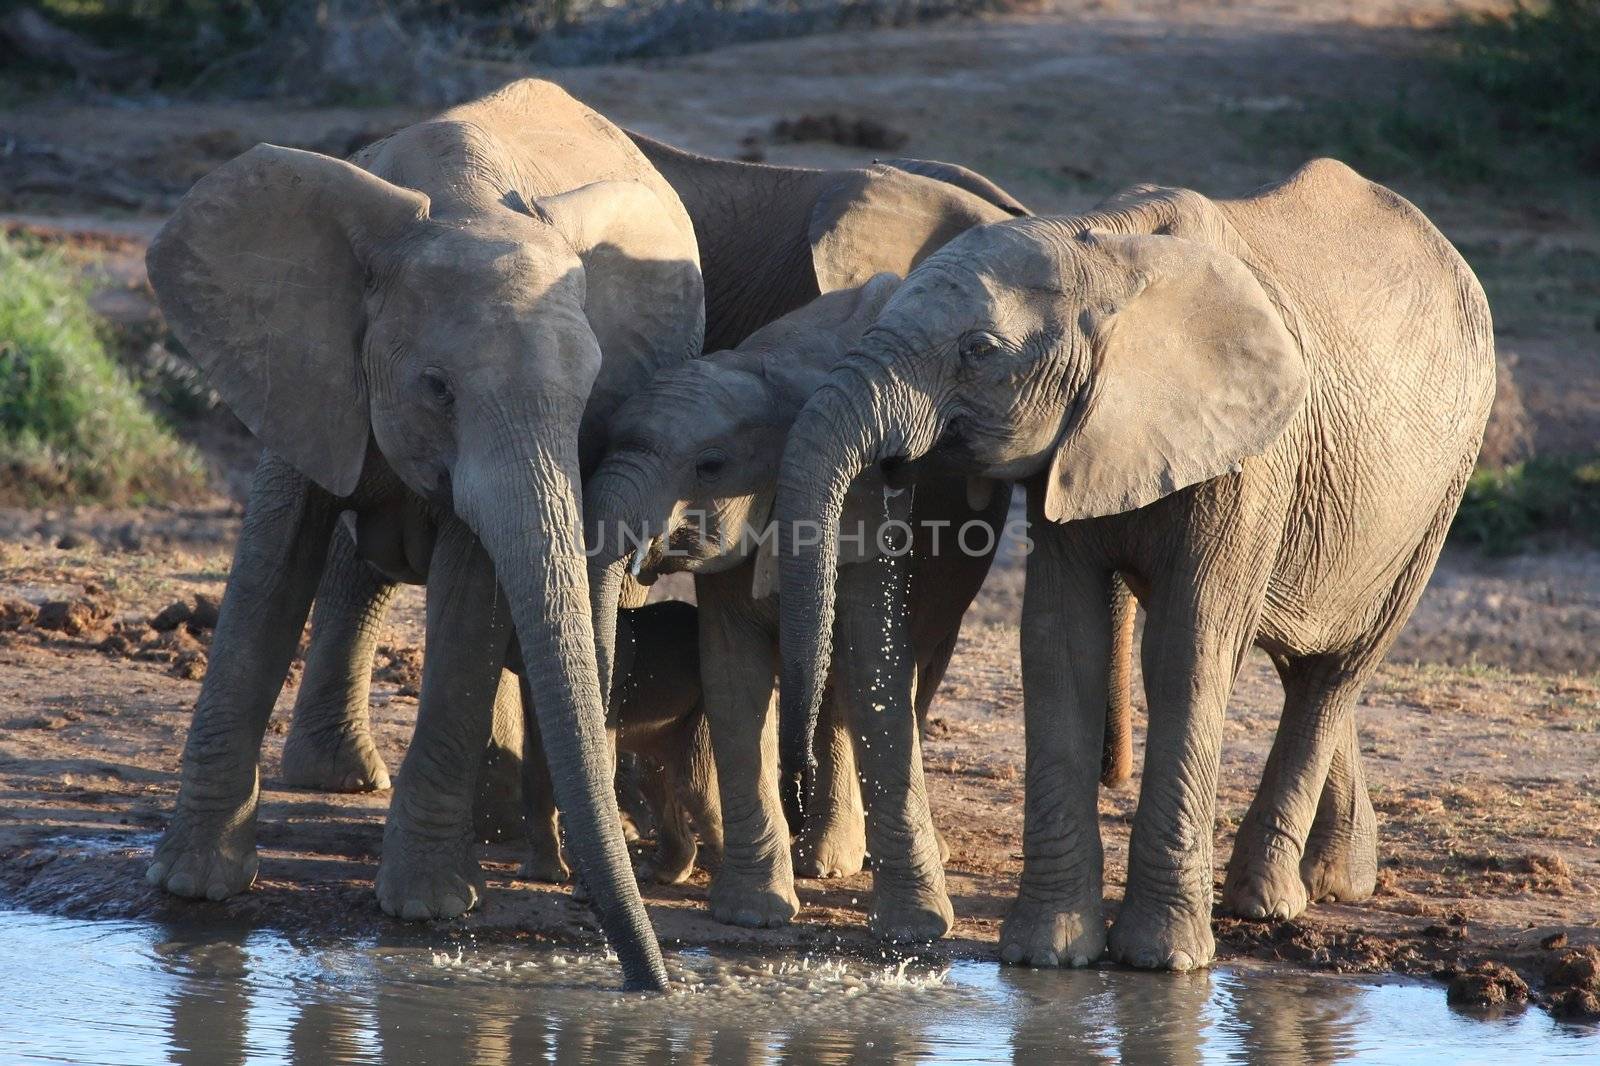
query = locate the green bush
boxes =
[1459,0,1600,167]
[0,233,208,504]
[1450,456,1600,555]
[1256,1,1600,188]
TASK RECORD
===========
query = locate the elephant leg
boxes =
[1224,481,1456,921]
[515,674,569,883]
[1220,655,1367,922]
[1108,537,1272,972]
[1000,533,1111,968]
[473,670,530,843]
[638,758,697,885]
[147,453,340,900]
[834,551,950,942]
[280,523,399,792]
[912,632,957,866]
[677,710,723,871]
[1300,711,1377,904]
[377,516,509,921]
[1101,573,1138,789]
[791,692,866,879]
[697,572,798,928]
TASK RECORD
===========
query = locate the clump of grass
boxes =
[0,233,207,504]
[1450,456,1600,555]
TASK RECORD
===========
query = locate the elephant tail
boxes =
[1101,573,1137,789]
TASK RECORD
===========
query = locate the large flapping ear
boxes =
[534,180,706,381]
[876,158,1030,217]
[1044,232,1308,523]
[146,145,429,497]
[808,164,1014,292]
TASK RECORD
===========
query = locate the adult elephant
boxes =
[143,79,704,990]
[773,159,1494,971]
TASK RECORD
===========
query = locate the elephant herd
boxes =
[141,78,1495,991]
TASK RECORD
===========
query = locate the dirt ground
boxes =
[2,0,1598,1022]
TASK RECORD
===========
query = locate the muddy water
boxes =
[0,909,1594,1065]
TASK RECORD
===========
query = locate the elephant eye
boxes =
[695,450,728,483]
[959,331,1004,362]
[420,367,454,408]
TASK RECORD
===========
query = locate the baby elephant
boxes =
[477,599,723,886]
[775,158,1495,970]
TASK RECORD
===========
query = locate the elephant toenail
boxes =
[1070,955,1089,968]
[1037,950,1059,968]
[1001,943,1024,965]
[400,899,431,921]
[1169,951,1195,971]
[145,863,165,886]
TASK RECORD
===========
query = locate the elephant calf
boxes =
[775,158,1495,971]
[473,600,723,886]
[585,276,1137,942]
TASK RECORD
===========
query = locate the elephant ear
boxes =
[808,165,1014,292]
[877,158,1030,217]
[146,145,429,497]
[533,180,705,384]
[1044,232,1307,523]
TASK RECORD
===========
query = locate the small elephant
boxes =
[774,159,1495,971]
[586,276,1137,942]
[474,600,723,886]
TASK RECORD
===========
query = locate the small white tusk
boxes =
[883,484,906,500]
[630,540,651,577]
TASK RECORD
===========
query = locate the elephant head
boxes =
[773,219,1309,783]
[147,135,703,991]
[584,274,903,702]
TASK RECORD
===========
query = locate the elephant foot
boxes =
[280,726,390,793]
[869,877,953,943]
[1108,885,1214,971]
[1222,838,1310,921]
[709,864,799,928]
[520,849,570,884]
[999,896,1105,968]
[791,822,866,880]
[644,836,698,886]
[146,802,260,901]
[471,757,526,844]
[377,825,482,921]
[1300,826,1377,905]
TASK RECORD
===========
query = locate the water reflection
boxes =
[1,910,1595,1066]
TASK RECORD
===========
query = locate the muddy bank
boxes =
[2,532,1596,1021]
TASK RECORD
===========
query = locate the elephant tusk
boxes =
[630,539,651,577]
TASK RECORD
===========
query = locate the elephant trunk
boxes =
[582,462,658,708]
[459,433,667,992]
[773,349,938,807]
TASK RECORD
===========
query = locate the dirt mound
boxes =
[771,113,908,151]
[1544,946,1600,1020]
[1444,960,1531,1009]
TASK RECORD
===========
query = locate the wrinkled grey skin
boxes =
[476,600,722,886]
[774,159,1495,971]
[144,80,706,990]
[587,277,1006,939]
[272,139,1034,914]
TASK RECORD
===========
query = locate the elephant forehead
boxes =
[399,222,581,297]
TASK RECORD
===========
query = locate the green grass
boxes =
[0,233,208,504]
[1449,456,1600,555]
[1252,1,1600,191]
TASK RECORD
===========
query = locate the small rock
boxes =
[1542,932,1570,951]
[55,532,85,550]
[189,593,221,631]
[150,598,194,632]
[35,598,111,636]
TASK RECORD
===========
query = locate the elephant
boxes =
[145,83,1035,988]
[771,158,1495,971]
[475,599,722,886]
[144,79,706,990]
[584,275,1140,940]
[254,137,1036,895]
